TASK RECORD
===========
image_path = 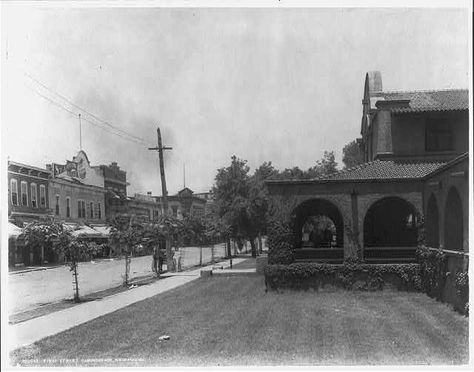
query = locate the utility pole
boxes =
[148,127,172,215]
[148,127,173,272]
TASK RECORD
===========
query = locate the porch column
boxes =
[343,189,360,259]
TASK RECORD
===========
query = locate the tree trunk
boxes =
[258,234,263,254]
[72,262,80,302]
[227,239,232,258]
[166,238,173,273]
[124,250,130,285]
[250,238,257,258]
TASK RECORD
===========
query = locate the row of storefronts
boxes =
[7,151,210,267]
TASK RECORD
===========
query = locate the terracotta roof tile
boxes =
[319,159,447,181]
[372,89,468,113]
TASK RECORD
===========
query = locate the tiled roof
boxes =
[318,159,447,181]
[373,89,468,113]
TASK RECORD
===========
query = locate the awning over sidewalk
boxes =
[89,225,111,238]
[8,222,23,239]
[62,223,109,238]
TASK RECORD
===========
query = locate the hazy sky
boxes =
[1,5,470,196]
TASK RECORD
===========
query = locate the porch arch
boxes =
[291,198,344,248]
[364,196,418,247]
[444,187,463,251]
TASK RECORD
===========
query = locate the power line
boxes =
[24,72,153,146]
[29,86,150,145]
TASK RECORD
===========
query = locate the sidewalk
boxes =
[8,257,250,352]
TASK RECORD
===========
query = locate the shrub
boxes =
[416,245,447,300]
[267,219,295,265]
[416,245,469,316]
[264,262,420,292]
[455,271,469,315]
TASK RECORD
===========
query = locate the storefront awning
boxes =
[62,223,107,238]
[8,222,23,239]
[89,225,111,238]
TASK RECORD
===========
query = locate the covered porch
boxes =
[266,158,449,263]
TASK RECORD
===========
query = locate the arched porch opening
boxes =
[291,199,344,262]
[425,194,439,248]
[363,196,418,262]
[444,187,463,251]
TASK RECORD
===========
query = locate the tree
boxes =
[213,156,262,257]
[306,151,338,178]
[109,215,145,285]
[20,221,93,302]
[342,139,364,169]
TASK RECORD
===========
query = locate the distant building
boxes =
[194,190,215,214]
[8,161,52,226]
[127,192,162,223]
[99,161,129,221]
[155,187,207,219]
[8,161,52,266]
[47,151,106,225]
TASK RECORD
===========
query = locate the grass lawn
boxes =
[11,275,469,366]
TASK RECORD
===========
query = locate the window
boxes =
[426,119,453,152]
[55,195,60,215]
[97,202,102,219]
[66,197,71,218]
[172,206,178,217]
[20,181,28,206]
[10,179,18,205]
[78,200,86,218]
[31,183,37,208]
[39,185,46,208]
[90,202,94,219]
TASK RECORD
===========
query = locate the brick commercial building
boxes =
[100,161,129,221]
[47,151,106,226]
[7,161,53,266]
[266,71,468,264]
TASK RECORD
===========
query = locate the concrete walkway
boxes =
[9,257,250,351]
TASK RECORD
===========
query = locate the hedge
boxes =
[267,220,295,265]
[264,261,421,292]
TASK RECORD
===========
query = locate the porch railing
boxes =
[294,248,344,263]
[363,246,417,263]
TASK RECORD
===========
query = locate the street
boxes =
[8,244,228,316]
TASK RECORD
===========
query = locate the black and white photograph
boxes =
[1,0,472,368]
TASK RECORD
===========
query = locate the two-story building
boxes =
[266,71,468,265]
[8,161,53,266]
[46,151,108,257]
[100,161,129,221]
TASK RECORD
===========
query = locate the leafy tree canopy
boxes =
[342,139,364,169]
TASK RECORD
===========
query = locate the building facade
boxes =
[8,161,52,226]
[267,71,468,264]
[100,161,129,221]
[8,161,53,266]
[47,151,106,225]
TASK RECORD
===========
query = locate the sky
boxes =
[1,4,470,196]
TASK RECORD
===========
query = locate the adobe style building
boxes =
[266,71,468,264]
